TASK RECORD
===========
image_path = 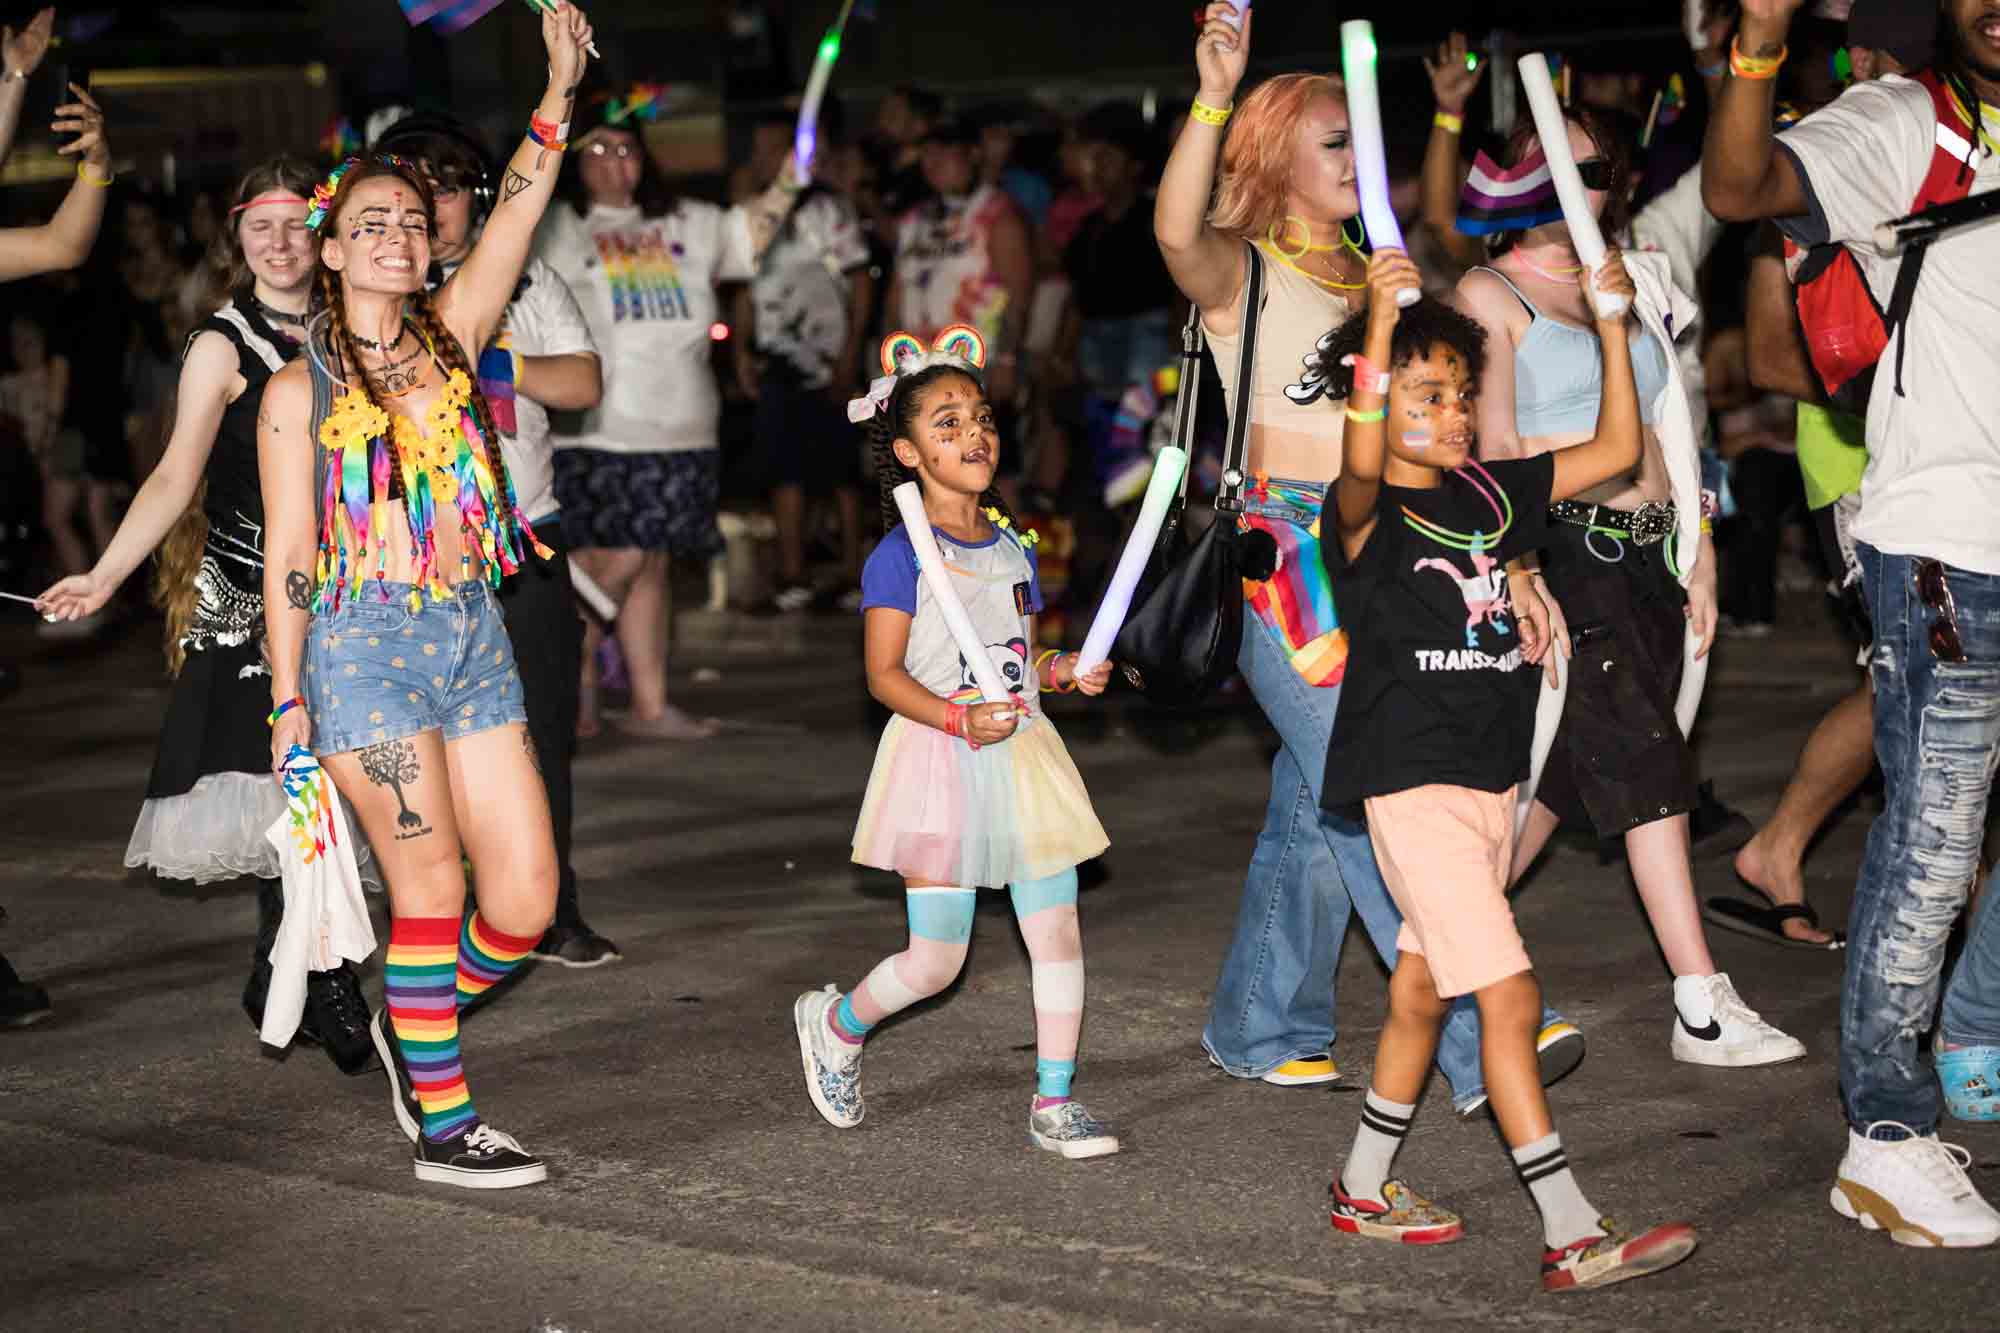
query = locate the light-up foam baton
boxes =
[1339,21,1420,308]
[1218,0,1248,29]
[1518,637,1569,841]
[794,0,857,185]
[892,481,1017,708]
[1075,446,1190,675]
[1518,52,1629,320]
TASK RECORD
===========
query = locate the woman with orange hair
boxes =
[1154,2,1582,1111]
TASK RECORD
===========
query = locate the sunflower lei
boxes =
[314,367,550,612]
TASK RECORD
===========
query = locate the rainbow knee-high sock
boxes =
[385,916,479,1143]
[456,912,539,1009]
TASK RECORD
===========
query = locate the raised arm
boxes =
[1745,224,1822,402]
[1452,269,1525,462]
[1333,251,1420,557]
[438,2,593,356]
[39,331,237,618]
[1699,0,1810,222]
[1549,253,1643,502]
[0,82,111,282]
[258,364,319,770]
[1155,2,1252,326]
[1418,32,1487,270]
[0,9,55,168]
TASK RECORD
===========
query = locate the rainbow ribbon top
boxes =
[314,364,551,613]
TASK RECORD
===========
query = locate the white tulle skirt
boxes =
[125,771,381,890]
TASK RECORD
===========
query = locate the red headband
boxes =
[230,192,310,215]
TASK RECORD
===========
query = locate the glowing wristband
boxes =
[1190,98,1233,128]
[1345,406,1386,424]
[1730,40,1787,80]
[267,695,306,727]
[1341,353,1390,396]
[1433,110,1464,134]
[76,162,113,187]
[1035,648,1062,690]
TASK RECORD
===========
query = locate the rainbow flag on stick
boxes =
[398,0,505,33]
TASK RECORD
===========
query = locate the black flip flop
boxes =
[1703,885,1845,951]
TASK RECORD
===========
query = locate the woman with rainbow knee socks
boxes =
[793,325,1120,1160]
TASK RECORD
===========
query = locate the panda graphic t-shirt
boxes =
[1320,454,1554,812]
[860,520,1044,713]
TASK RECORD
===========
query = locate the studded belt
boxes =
[1548,499,1678,546]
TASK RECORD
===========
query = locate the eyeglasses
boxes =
[1575,157,1614,191]
[1915,558,1967,663]
[584,141,638,160]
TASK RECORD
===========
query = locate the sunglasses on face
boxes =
[1575,157,1614,191]
[1915,559,1969,663]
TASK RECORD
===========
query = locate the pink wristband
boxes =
[1342,353,1390,396]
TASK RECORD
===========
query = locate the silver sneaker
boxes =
[1028,1099,1121,1160]
[794,984,864,1128]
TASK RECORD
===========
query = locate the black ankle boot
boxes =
[306,964,379,1075]
[243,882,286,1035]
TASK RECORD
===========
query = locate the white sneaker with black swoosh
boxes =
[1670,972,1807,1067]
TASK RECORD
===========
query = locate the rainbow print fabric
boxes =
[1241,477,1348,687]
[594,228,691,322]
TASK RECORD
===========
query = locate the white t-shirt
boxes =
[751,190,871,389]
[441,255,598,524]
[1779,76,2000,574]
[859,522,1044,711]
[893,184,1019,346]
[535,199,754,454]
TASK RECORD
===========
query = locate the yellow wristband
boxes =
[1190,98,1233,128]
[1345,406,1386,424]
[76,162,113,187]
[1433,110,1464,134]
[1700,517,1714,535]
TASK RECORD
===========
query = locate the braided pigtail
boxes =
[872,395,917,535]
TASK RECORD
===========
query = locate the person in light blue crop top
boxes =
[1452,106,1805,1074]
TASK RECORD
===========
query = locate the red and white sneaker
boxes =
[1541,1218,1698,1292]
[1329,1177,1465,1245]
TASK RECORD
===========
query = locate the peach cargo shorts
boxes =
[1363,784,1531,999]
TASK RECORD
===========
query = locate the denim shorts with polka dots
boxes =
[302,579,526,757]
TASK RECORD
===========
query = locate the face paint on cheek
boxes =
[1402,431,1435,449]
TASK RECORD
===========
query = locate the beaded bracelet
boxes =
[1432,110,1464,134]
[267,695,306,727]
[1729,39,1786,80]
[1190,98,1232,128]
[1345,406,1386,424]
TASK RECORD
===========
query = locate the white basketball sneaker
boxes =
[1832,1123,2000,1248]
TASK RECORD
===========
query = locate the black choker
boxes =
[344,322,410,352]
[252,295,306,327]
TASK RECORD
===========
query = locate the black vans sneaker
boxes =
[369,1010,422,1143]
[306,965,377,1075]
[413,1123,547,1189]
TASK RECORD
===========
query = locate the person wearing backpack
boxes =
[1705,0,2000,1249]
[1713,0,1938,951]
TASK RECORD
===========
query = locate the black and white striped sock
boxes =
[1511,1132,1605,1248]
[1339,1089,1416,1202]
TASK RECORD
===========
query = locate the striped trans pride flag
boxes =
[397,0,507,34]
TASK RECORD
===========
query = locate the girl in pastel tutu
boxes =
[794,325,1119,1159]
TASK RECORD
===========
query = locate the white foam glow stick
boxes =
[1518,52,1629,320]
[567,561,618,622]
[1518,637,1570,840]
[1340,21,1419,307]
[1684,0,1708,50]
[1076,446,1189,675]
[793,0,856,185]
[893,482,1015,705]
[1219,0,1248,29]
[1675,623,1707,738]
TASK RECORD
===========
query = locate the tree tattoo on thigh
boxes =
[358,738,430,838]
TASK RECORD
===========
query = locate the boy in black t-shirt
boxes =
[1320,249,1695,1292]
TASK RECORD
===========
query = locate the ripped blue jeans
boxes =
[1844,544,2000,1133]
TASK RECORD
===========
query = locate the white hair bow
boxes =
[847,373,898,424]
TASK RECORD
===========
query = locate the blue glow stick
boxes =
[795,0,857,183]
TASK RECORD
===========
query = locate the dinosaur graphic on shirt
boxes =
[1412,545,1514,649]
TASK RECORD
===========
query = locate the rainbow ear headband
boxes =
[305,154,419,232]
[847,324,988,424]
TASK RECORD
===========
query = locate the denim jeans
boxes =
[1844,544,2000,1133]
[1202,497,1488,1106]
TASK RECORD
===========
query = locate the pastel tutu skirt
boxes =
[852,714,1109,888]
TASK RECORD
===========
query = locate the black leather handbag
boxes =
[1111,245,1274,707]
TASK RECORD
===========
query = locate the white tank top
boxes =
[1204,242,1360,464]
